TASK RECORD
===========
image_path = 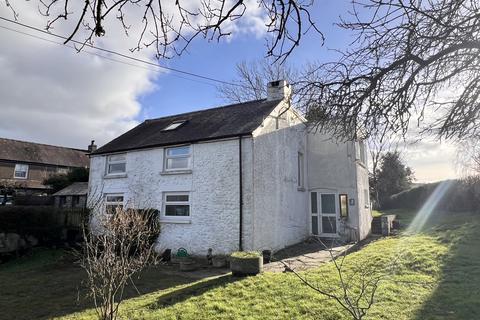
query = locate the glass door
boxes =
[310,192,339,237]
[320,194,338,236]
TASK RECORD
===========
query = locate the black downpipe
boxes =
[238,136,243,251]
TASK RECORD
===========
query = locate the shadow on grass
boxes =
[413,212,480,319]
[0,249,225,320]
[148,274,239,310]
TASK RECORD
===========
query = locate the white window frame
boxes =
[14,164,29,179]
[297,152,305,189]
[104,193,124,214]
[164,145,192,171]
[162,192,191,222]
[106,153,127,176]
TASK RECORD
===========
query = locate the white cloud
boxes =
[0,1,267,149]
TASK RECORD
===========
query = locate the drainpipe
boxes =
[238,136,243,251]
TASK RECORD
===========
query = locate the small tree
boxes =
[375,151,414,208]
[80,206,160,320]
[44,167,89,192]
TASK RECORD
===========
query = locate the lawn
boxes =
[1,210,479,320]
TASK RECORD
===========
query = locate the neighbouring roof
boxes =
[52,182,89,196]
[0,138,89,167]
[93,99,282,155]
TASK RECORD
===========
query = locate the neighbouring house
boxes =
[0,138,90,195]
[88,80,371,255]
[52,182,88,209]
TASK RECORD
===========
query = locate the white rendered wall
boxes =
[88,138,252,256]
[250,105,309,252]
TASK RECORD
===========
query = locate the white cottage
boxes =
[88,80,371,255]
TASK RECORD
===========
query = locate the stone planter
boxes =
[179,258,196,272]
[212,255,227,268]
[230,254,263,276]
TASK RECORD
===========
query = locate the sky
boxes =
[0,0,458,183]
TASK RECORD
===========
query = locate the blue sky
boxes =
[138,0,351,119]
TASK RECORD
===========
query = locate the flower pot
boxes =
[179,258,196,271]
[230,255,263,276]
[212,256,227,268]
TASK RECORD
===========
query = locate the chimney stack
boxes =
[267,80,291,101]
[88,140,97,153]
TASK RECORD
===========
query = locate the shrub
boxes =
[383,178,480,212]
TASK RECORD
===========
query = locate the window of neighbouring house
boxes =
[72,195,80,207]
[297,152,304,189]
[106,154,126,175]
[105,194,124,214]
[163,192,190,218]
[14,164,28,179]
[339,194,349,218]
[59,196,67,207]
[164,145,191,171]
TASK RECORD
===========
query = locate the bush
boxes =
[383,178,480,212]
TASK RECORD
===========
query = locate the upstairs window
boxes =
[164,146,191,171]
[105,194,124,214]
[14,164,28,179]
[162,120,186,131]
[106,154,126,175]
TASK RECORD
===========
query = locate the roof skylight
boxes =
[162,120,186,131]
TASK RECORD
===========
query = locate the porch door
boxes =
[311,192,338,237]
[319,193,338,236]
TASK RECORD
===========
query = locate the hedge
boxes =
[382,178,480,212]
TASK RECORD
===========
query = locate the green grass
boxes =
[1,210,479,320]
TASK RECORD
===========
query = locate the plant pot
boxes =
[212,256,227,268]
[179,258,196,271]
[230,256,263,276]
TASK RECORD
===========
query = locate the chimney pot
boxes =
[88,140,97,153]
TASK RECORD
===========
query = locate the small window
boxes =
[162,121,186,131]
[14,164,28,179]
[297,152,304,188]
[163,192,190,218]
[339,194,348,218]
[164,146,191,171]
[72,195,81,207]
[359,141,367,164]
[105,194,124,214]
[59,196,67,207]
[106,154,126,175]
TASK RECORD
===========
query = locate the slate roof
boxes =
[93,99,281,155]
[52,182,89,196]
[0,138,89,167]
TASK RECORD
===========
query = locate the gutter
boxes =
[238,136,243,251]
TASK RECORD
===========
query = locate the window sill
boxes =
[104,174,127,179]
[297,187,306,192]
[160,170,192,176]
[160,218,191,224]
